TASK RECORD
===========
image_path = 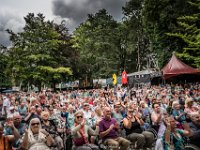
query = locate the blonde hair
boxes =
[74,110,84,123]
[74,110,84,117]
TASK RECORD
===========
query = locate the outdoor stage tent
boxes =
[162,53,200,79]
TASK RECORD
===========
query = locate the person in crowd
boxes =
[189,113,200,147]
[82,103,92,122]
[172,101,186,126]
[4,112,26,149]
[67,105,75,128]
[71,110,99,150]
[2,96,11,118]
[9,106,15,118]
[18,100,28,119]
[20,117,54,150]
[99,107,130,150]
[139,101,151,127]
[163,116,192,150]
[184,98,199,115]
[94,107,103,122]
[41,111,64,150]
[112,102,124,125]
[151,102,164,132]
[0,122,20,150]
[123,107,154,149]
[24,106,41,124]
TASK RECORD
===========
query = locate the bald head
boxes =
[103,107,112,119]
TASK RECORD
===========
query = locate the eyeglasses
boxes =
[76,116,83,119]
[31,122,40,126]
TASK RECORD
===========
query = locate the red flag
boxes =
[122,70,128,84]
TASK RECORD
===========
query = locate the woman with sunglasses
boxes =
[71,110,100,150]
[20,117,54,150]
[123,107,154,150]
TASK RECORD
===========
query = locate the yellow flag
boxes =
[112,73,117,85]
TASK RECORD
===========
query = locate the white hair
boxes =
[27,118,46,144]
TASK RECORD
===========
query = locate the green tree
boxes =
[167,0,200,68]
[7,13,72,90]
[142,0,198,67]
[122,0,156,71]
[73,9,122,78]
[0,45,12,88]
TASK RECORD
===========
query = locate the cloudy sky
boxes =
[0,0,127,47]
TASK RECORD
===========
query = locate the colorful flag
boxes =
[122,70,127,84]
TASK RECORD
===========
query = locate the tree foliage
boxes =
[142,0,198,67]
[122,0,156,71]
[73,9,124,78]
[167,0,200,68]
[0,45,11,87]
[6,13,72,89]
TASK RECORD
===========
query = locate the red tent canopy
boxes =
[162,54,200,79]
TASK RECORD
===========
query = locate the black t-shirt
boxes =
[41,120,57,135]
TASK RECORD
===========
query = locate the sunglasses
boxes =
[76,116,83,119]
[31,122,40,126]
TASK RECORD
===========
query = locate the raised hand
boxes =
[81,119,86,126]
[24,128,29,134]
[6,120,15,129]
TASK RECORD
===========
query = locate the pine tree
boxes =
[167,0,200,68]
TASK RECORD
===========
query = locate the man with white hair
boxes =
[4,112,26,149]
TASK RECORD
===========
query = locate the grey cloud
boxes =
[52,0,127,31]
[0,8,24,47]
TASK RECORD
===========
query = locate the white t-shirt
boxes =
[83,110,92,119]
[2,97,11,116]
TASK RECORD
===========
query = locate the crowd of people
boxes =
[0,82,200,150]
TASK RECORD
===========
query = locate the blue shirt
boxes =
[61,112,69,128]
[4,123,27,148]
[172,109,186,123]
